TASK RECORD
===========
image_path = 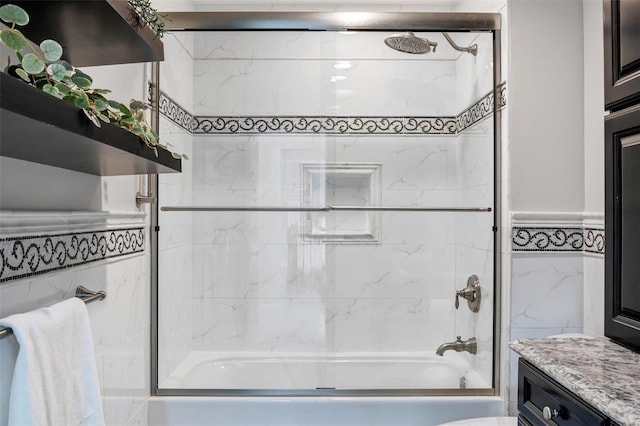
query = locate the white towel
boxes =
[0,298,105,426]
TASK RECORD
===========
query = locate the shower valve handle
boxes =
[455,275,481,313]
[455,288,475,308]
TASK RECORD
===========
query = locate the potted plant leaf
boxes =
[0,3,185,160]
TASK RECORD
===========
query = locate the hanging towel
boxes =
[0,298,105,426]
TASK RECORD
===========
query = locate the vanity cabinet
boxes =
[604,0,640,111]
[604,106,640,351]
[517,359,615,426]
[604,0,640,352]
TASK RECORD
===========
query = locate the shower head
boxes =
[384,32,437,54]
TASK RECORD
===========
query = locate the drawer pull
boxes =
[543,406,559,420]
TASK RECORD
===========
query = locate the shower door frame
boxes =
[151,11,502,397]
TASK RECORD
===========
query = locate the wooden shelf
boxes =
[0,72,181,176]
[0,0,164,66]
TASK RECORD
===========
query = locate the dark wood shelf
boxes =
[0,72,181,176]
[0,0,164,66]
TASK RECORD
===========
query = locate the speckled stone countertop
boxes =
[510,337,640,426]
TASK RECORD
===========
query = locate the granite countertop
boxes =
[509,337,640,426]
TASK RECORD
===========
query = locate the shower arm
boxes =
[442,33,478,56]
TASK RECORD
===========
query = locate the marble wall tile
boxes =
[191,296,456,354]
[454,33,495,113]
[158,244,194,384]
[192,135,456,196]
[0,252,151,425]
[192,242,455,301]
[583,254,604,336]
[455,132,494,191]
[192,298,329,352]
[194,31,464,61]
[161,33,194,117]
[510,254,583,330]
[454,246,495,387]
[508,252,585,414]
[101,326,150,426]
[166,24,499,393]
[193,59,456,116]
[157,32,196,388]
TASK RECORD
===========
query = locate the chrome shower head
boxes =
[384,32,437,54]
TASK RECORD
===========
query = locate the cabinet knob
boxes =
[543,406,559,420]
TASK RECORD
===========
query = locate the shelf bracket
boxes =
[136,174,156,207]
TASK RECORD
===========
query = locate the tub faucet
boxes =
[435,336,477,356]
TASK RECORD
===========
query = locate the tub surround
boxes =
[509,337,640,425]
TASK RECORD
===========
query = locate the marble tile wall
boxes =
[506,212,604,414]
[157,32,195,387]
[180,29,497,389]
[0,214,151,426]
[453,32,495,388]
[0,59,153,423]
[192,31,458,117]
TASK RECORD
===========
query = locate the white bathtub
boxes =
[159,352,489,390]
[150,352,504,426]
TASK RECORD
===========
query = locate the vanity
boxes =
[510,337,640,426]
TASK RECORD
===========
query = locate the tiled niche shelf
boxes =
[303,163,382,242]
[0,0,164,66]
[0,73,181,176]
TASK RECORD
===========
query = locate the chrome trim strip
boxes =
[160,206,492,212]
[160,12,501,32]
[155,387,497,397]
[492,28,502,396]
[150,62,160,397]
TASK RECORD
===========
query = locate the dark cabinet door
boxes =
[518,359,608,426]
[604,0,640,111]
[605,105,640,351]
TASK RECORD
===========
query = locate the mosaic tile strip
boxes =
[584,228,605,254]
[457,82,507,133]
[158,82,507,136]
[159,92,194,133]
[0,228,145,283]
[512,226,605,255]
[191,116,458,135]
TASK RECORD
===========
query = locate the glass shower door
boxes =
[156,26,497,394]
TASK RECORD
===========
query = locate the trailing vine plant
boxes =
[0,4,185,159]
[128,0,167,38]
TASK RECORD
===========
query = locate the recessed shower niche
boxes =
[303,163,381,243]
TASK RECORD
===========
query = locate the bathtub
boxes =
[150,352,504,426]
[159,351,489,390]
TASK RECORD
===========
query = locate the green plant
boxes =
[128,0,167,38]
[0,4,185,159]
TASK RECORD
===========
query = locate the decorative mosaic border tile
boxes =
[0,228,145,283]
[159,92,194,133]
[457,82,507,133]
[191,116,458,135]
[159,83,507,136]
[512,226,604,255]
[584,228,605,254]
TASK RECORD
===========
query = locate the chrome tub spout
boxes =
[435,336,477,356]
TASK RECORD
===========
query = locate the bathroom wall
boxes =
[186,30,463,362]
[581,0,605,338]
[505,0,604,415]
[0,61,153,425]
